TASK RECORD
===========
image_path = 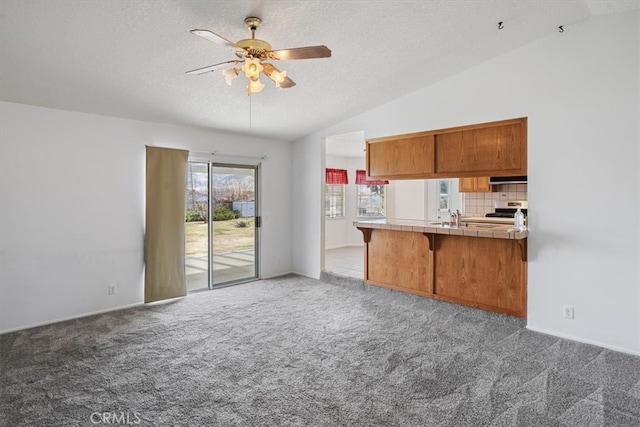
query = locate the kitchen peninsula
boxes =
[354,219,528,317]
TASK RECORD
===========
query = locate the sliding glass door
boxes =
[211,164,257,286]
[185,162,259,291]
[185,162,210,291]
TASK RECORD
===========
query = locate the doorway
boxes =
[185,162,259,291]
[323,131,368,280]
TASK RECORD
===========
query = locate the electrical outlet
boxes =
[563,305,574,319]
[108,283,117,296]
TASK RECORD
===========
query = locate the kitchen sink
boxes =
[427,221,455,228]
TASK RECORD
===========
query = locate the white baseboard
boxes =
[526,325,640,357]
[290,270,319,280]
[0,302,144,335]
[325,244,364,250]
[261,271,297,280]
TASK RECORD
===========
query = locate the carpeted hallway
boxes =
[1,275,639,426]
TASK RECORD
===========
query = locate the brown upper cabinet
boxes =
[366,133,435,179]
[459,177,492,193]
[366,117,527,179]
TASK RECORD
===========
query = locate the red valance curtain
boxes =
[356,169,389,185]
[326,168,348,184]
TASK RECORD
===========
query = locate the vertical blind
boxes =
[356,169,389,185]
[144,146,189,303]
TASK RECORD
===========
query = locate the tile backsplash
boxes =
[464,184,528,216]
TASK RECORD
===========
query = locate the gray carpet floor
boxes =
[1,274,639,426]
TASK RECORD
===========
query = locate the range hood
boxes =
[489,175,527,184]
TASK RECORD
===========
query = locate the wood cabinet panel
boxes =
[365,117,527,179]
[459,176,492,192]
[434,131,466,173]
[366,134,435,178]
[435,123,524,174]
[366,229,432,294]
[472,124,523,172]
[475,176,492,192]
[357,226,527,318]
[459,177,476,192]
[434,235,525,316]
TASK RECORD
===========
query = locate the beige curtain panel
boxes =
[145,146,189,303]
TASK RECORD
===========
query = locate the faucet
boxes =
[450,210,461,228]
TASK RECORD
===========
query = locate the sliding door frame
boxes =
[209,162,260,288]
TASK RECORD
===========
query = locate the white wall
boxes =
[0,101,292,333]
[324,155,364,250]
[386,178,462,221]
[386,180,427,220]
[292,136,322,278]
[292,11,640,354]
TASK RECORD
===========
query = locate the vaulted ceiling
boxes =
[1,1,637,141]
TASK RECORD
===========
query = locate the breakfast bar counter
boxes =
[353,218,528,317]
[353,218,528,240]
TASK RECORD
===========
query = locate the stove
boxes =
[485,200,528,218]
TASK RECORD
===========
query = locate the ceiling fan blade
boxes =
[190,29,238,49]
[269,45,331,60]
[261,62,276,74]
[278,76,296,88]
[186,60,240,75]
[262,63,297,88]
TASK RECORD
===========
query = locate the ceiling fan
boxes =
[187,17,331,94]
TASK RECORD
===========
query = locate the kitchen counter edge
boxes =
[353,219,528,240]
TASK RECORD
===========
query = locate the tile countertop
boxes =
[353,218,528,240]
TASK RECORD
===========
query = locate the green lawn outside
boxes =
[186,220,255,256]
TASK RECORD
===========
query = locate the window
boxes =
[325,168,348,218]
[355,170,388,218]
[438,179,450,212]
[357,184,386,217]
[325,184,346,218]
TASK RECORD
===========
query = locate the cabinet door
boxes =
[459,177,492,193]
[436,119,526,175]
[367,134,435,179]
[366,229,432,294]
[471,124,523,172]
[459,177,476,192]
[475,176,492,192]
[434,235,526,317]
[435,131,466,173]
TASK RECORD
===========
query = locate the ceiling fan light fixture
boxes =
[222,68,239,85]
[188,16,331,95]
[242,58,263,80]
[270,69,287,87]
[247,78,265,94]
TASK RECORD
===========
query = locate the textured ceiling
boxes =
[1,0,638,142]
